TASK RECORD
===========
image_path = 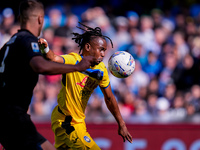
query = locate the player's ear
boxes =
[85,43,91,52]
[38,15,43,25]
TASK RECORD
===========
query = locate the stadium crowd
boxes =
[0,1,200,123]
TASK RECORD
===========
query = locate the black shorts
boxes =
[0,109,46,150]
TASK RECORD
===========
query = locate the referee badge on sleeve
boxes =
[31,42,40,52]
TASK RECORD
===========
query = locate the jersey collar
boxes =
[18,29,36,37]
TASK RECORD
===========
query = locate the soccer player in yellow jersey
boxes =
[39,22,132,149]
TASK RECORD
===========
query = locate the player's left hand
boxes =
[38,38,49,53]
[118,124,133,143]
[76,56,96,71]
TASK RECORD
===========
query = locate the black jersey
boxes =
[0,29,42,112]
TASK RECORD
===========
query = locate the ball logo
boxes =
[112,51,124,57]
[114,61,120,71]
[122,71,128,77]
[127,56,134,66]
[84,136,91,143]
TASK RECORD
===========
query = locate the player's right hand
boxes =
[76,56,96,71]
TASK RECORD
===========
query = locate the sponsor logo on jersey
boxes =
[84,136,91,143]
[31,42,40,52]
[76,76,88,87]
[77,76,98,90]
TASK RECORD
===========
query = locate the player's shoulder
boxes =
[61,52,80,59]
[94,61,107,71]
[17,29,35,37]
[19,29,37,41]
[68,52,81,58]
[98,61,107,68]
[61,52,81,64]
[4,30,37,47]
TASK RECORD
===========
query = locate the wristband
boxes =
[40,39,49,54]
[43,46,49,53]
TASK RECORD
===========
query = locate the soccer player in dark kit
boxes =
[0,0,94,149]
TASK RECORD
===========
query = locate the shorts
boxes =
[51,106,101,150]
[0,107,46,150]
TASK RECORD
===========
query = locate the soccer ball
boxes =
[108,51,135,78]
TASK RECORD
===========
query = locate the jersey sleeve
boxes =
[61,52,79,65]
[22,36,42,61]
[99,64,110,89]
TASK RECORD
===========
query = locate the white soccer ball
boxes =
[108,51,135,78]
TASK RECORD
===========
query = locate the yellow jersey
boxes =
[57,52,110,124]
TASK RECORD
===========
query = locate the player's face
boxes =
[89,37,107,65]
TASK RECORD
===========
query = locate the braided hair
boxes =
[72,22,113,54]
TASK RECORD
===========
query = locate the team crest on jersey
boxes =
[31,42,40,52]
[84,136,91,143]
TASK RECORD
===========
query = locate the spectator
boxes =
[170,93,187,121]
[42,83,60,116]
[31,89,45,116]
[113,16,132,51]
[159,52,177,94]
[131,98,152,123]
[124,60,150,94]
[138,15,155,52]
[147,94,159,117]
[143,51,162,79]
[1,8,15,34]
[126,10,139,29]
[163,83,177,107]
[155,97,171,122]
[172,53,199,91]
[129,39,148,68]
[118,91,136,120]
[151,8,163,29]
[172,31,189,62]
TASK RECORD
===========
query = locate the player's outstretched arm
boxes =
[30,55,95,74]
[101,85,133,143]
[36,38,96,74]
[38,38,64,63]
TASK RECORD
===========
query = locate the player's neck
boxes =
[21,23,39,37]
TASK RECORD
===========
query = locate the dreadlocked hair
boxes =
[72,22,113,54]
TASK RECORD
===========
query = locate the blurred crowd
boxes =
[0,2,200,123]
